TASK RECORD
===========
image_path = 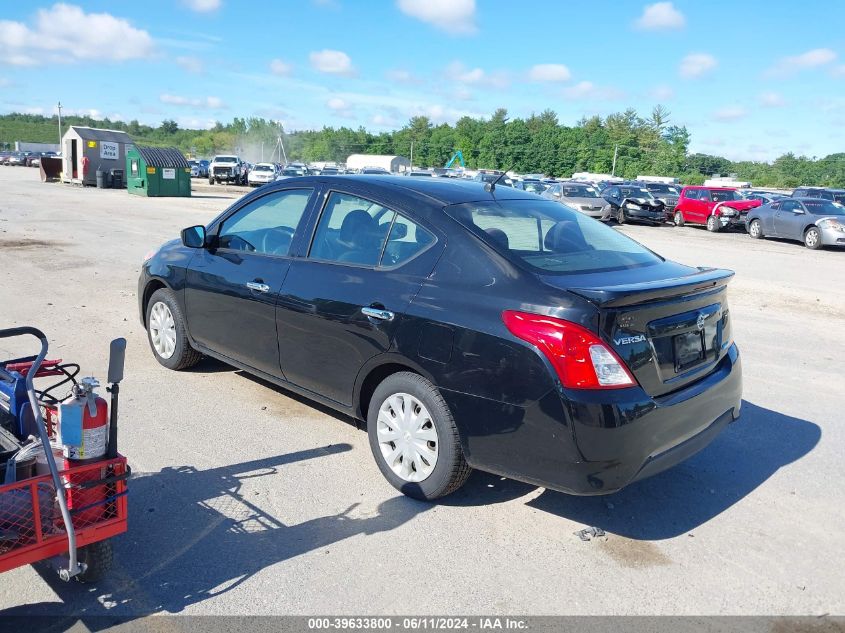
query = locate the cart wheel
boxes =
[75,540,113,583]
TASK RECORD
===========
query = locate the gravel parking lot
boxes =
[0,167,843,617]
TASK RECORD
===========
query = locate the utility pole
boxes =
[410,140,414,169]
[611,144,618,176]
[57,101,63,150]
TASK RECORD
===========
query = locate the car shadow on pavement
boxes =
[8,443,441,624]
[524,400,820,540]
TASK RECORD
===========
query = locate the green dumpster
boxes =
[126,145,192,197]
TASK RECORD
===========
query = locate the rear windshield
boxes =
[561,184,600,198]
[804,200,845,216]
[446,199,662,274]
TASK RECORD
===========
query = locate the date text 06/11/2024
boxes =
[307,617,529,630]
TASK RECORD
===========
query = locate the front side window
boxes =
[447,199,663,275]
[218,189,313,256]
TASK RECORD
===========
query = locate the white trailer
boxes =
[346,154,410,173]
[637,175,680,184]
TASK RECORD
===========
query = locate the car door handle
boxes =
[246,281,270,293]
[361,307,394,321]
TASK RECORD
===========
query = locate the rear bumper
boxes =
[445,343,742,495]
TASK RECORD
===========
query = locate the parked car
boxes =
[407,170,434,177]
[359,167,391,175]
[248,162,278,187]
[791,187,845,204]
[743,192,786,205]
[474,172,513,187]
[276,167,305,180]
[513,179,549,194]
[673,186,762,231]
[600,184,667,224]
[746,197,845,250]
[6,152,26,166]
[139,176,742,500]
[542,181,606,217]
[634,181,682,214]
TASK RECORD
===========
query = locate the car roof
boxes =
[261,174,540,206]
[685,185,735,190]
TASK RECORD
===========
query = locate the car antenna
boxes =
[485,167,512,193]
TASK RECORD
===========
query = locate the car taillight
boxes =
[502,310,636,390]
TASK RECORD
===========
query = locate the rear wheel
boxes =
[748,219,763,239]
[804,226,822,250]
[146,288,201,370]
[673,211,685,227]
[208,176,214,185]
[706,215,720,232]
[367,372,471,500]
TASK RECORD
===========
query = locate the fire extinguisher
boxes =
[58,377,108,461]
[81,155,90,179]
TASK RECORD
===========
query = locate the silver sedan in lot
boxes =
[746,197,845,249]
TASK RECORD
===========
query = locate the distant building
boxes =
[15,141,60,153]
[61,126,133,186]
[346,154,410,173]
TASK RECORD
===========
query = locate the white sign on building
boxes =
[100,141,119,160]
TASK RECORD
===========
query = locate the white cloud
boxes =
[649,84,675,100]
[372,113,399,128]
[528,63,571,82]
[327,97,349,111]
[759,91,785,107]
[679,53,717,78]
[444,61,509,89]
[386,68,420,84]
[563,81,624,100]
[712,105,747,122]
[445,61,485,84]
[396,0,476,35]
[767,48,837,77]
[183,0,221,12]
[634,2,685,30]
[309,49,355,75]
[269,58,292,76]
[175,117,216,129]
[0,4,154,67]
[832,65,845,77]
[176,56,203,73]
[160,94,225,109]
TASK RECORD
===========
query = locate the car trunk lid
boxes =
[548,266,735,397]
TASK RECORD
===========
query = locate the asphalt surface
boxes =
[0,167,843,617]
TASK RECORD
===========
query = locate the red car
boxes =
[673,186,761,232]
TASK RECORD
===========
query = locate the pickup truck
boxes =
[208,155,245,185]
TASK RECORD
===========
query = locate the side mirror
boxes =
[181,225,206,248]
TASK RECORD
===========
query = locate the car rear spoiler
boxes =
[569,267,734,308]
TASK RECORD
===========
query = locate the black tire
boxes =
[804,226,822,250]
[615,206,625,224]
[367,372,471,500]
[75,540,113,583]
[673,211,685,227]
[748,219,763,239]
[145,288,202,370]
[706,214,720,232]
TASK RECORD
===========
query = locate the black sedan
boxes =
[139,177,742,500]
[600,184,668,224]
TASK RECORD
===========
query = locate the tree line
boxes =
[1,109,843,188]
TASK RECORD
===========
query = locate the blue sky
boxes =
[2,0,844,161]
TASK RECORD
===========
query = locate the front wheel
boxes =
[748,219,763,239]
[367,372,471,500]
[804,226,822,250]
[146,288,201,370]
[673,211,685,227]
[208,177,214,185]
[615,206,625,224]
[706,215,720,232]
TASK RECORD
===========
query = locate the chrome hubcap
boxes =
[377,393,439,482]
[149,301,177,359]
[807,230,819,246]
[750,222,760,237]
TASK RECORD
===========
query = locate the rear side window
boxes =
[218,188,313,256]
[309,192,434,267]
[447,199,662,275]
[683,189,699,200]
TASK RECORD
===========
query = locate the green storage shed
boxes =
[126,146,192,197]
